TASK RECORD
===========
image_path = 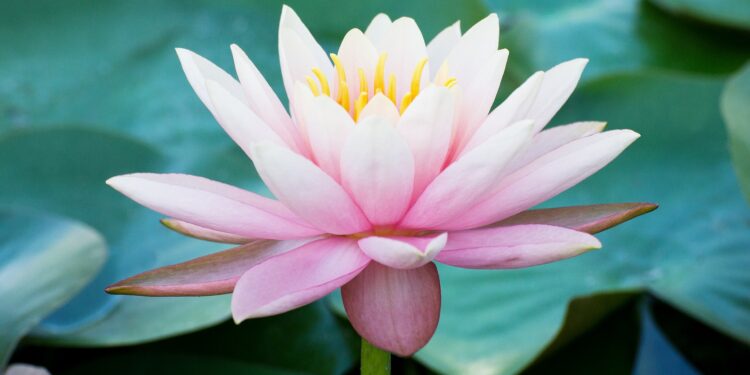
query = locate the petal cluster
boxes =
[106,6,655,357]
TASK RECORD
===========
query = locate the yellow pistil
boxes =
[312,68,330,96]
[399,92,413,113]
[374,53,387,93]
[410,58,428,96]
[338,80,350,111]
[387,74,396,103]
[305,76,320,96]
[358,68,368,97]
[443,77,457,88]
[354,91,368,121]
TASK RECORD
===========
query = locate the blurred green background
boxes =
[1,0,750,373]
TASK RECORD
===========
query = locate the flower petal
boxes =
[340,116,414,225]
[250,141,371,234]
[436,224,601,269]
[400,120,535,229]
[492,203,658,234]
[338,28,379,103]
[447,130,641,230]
[527,58,588,133]
[161,218,252,244]
[296,90,354,181]
[398,85,456,197]
[506,121,606,172]
[358,93,400,123]
[443,14,499,81]
[365,13,392,50]
[427,22,461,75]
[358,233,447,269]
[106,239,312,296]
[232,237,369,321]
[106,173,322,240]
[231,44,302,151]
[175,48,245,117]
[279,5,334,103]
[206,80,287,158]
[380,17,429,100]
[342,262,441,357]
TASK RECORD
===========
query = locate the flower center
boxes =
[305,53,457,121]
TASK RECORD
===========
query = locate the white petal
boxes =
[528,58,588,132]
[358,233,447,269]
[427,22,461,76]
[365,13,392,50]
[175,48,245,117]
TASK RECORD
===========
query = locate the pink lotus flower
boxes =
[105,6,655,356]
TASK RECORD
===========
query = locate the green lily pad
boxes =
[487,0,750,85]
[0,211,106,366]
[722,63,750,203]
[649,0,750,30]
[413,72,750,374]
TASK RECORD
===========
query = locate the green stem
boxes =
[361,338,391,375]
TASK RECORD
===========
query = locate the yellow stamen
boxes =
[358,68,368,97]
[354,91,368,121]
[374,53,387,93]
[400,92,413,113]
[338,80,350,111]
[443,77,457,88]
[305,76,320,96]
[329,53,347,85]
[410,58,428,96]
[387,74,396,103]
[312,68,330,96]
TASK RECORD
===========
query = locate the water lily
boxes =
[105,6,655,357]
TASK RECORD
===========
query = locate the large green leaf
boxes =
[486,0,750,85]
[412,73,750,374]
[0,128,246,345]
[0,211,106,366]
[722,63,750,203]
[649,0,750,30]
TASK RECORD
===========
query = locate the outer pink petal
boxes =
[250,141,371,235]
[231,44,303,152]
[364,13,392,50]
[398,85,456,198]
[340,116,414,226]
[506,121,606,172]
[161,218,252,244]
[175,48,245,118]
[436,224,601,269]
[358,233,447,269]
[447,130,641,230]
[106,173,322,240]
[205,80,287,158]
[400,120,534,229]
[426,21,461,76]
[342,262,441,357]
[232,237,370,321]
[279,5,334,104]
[297,92,354,181]
[106,239,311,296]
[380,17,429,101]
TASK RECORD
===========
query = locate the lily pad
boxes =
[0,211,106,366]
[649,0,750,30]
[413,72,750,374]
[721,63,750,203]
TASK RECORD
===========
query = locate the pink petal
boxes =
[161,218,252,244]
[232,237,369,321]
[340,116,414,225]
[426,21,461,76]
[398,85,456,197]
[205,80,287,158]
[342,262,441,357]
[175,48,245,118]
[359,93,400,124]
[380,17,429,101]
[106,239,311,296]
[364,14,392,50]
[230,44,303,152]
[443,14,499,83]
[436,224,601,269]
[446,130,641,230]
[527,58,588,133]
[358,233,447,269]
[279,6,334,104]
[493,203,658,234]
[250,141,371,235]
[400,120,534,229]
[296,92,354,181]
[506,121,606,172]
[106,173,322,240]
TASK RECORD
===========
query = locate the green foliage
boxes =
[649,0,750,30]
[722,63,750,203]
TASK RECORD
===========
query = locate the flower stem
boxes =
[361,338,391,375]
